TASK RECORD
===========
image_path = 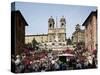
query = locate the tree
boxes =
[25,43,32,48]
[75,24,81,31]
[32,38,39,49]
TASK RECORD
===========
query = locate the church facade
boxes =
[25,16,67,50]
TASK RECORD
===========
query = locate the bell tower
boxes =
[48,16,55,43]
[59,16,66,46]
[60,16,66,28]
[48,16,55,29]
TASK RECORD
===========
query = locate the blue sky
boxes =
[14,2,97,38]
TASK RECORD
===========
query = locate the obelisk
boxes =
[55,17,58,45]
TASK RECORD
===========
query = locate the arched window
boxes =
[61,23,64,27]
[49,24,52,28]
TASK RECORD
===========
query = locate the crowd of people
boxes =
[11,47,97,73]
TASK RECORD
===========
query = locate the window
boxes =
[59,43,61,45]
[52,43,55,45]
[54,36,55,39]
[59,40,61,42]
[61,23,64,27]
[49,39,52,42]
[63,40,65,42]
[49,24,52,28]
[49,40,52,42]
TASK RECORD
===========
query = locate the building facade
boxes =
[25,16,67,50]
[82,10,97,51]
[72,24,85,46]
[48,16,66,46]
[11,10,28,55]
[25,34,48,45]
